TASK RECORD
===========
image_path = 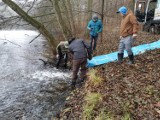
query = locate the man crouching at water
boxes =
[56,41,69,69]
[68,37,89,89]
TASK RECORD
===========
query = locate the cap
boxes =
[117,6,128,15]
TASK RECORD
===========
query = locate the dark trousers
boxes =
[90,35,98,51]
[56,53,68,69]
[72,58,87,83]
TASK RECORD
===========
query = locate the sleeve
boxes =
[56,43,60,54]
[87,21,91,30]
[68,45,73,54]
[83,40,90,49]
[98,20,103,33]
[129,15,139,34]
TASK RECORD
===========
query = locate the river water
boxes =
[0,30,71,120]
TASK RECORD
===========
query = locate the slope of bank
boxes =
[59,32,160,119]
[60,49,160,119]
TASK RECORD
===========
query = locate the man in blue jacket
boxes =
[87,14,103,52]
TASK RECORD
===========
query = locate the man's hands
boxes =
[56,54,59,59]
[119,34,137,40]
[89,28,93,31]
[132,34,137,39]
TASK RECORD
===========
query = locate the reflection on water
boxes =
[0,30,71,120]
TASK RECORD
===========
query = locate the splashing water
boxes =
[0,30,71,120]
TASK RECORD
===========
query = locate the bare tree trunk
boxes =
[101,0,105,42]
[87,0,93,21]
[61,0,72,31]
[66,0,76,36]
[2,0,57,54]
[51,0,72,40]
[84,0,93,38]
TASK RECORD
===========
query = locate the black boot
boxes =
[128,54,134,64]
[118,53,124,64]
[71,81,76,89]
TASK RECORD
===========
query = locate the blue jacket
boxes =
[87,19,103,37]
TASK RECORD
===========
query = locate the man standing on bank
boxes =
[117,6,139,64]
[87,14,103,52]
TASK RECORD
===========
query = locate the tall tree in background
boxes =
[66,0,76,36]
[84,0,93,37]
[87,0,93,21]
[51,0,72,40]
[101,0,105,42]
[61,0,72,31]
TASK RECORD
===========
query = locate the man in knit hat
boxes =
[117,6,139,64]
[87,14,103,52]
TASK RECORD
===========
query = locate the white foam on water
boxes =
[30,69,71,81]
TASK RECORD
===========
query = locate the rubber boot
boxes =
[128,54,134,64]
[71,81,76,90]
[118,53,124,64]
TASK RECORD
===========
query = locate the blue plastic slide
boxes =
[87,40,160,67]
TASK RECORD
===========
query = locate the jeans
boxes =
[90,35,98,51]
[118,36,134,55]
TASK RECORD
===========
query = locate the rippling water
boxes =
[0,30,71,120]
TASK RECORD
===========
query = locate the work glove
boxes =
[56,54,59,59]
[132,34,137,39]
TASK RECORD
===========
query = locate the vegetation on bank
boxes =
[59,49,160,120]
[58,32,160,120]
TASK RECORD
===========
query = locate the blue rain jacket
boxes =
[87,19,103,37]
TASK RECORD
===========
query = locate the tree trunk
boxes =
[66,0,76,36]
[51,0,72,40]
[101,0,105,42]
[84,0,93,38]
[87,0,93,21]
[61,0,72,31]
[2,0,57,54]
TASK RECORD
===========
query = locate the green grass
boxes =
[83,93,102,120]
[88,69,103,86]
[95,109,114,120]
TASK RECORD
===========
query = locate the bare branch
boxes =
[29,33,41,44]
[0,35,21,47]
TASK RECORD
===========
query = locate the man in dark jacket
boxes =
[68,38,89,88]
[117,6,139,64]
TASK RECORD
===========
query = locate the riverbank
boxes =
[59,32,160,119]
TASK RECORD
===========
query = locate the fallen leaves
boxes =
[59,32,160,119]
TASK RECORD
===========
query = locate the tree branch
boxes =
[0,36,21,47]
[29,33,41,44]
